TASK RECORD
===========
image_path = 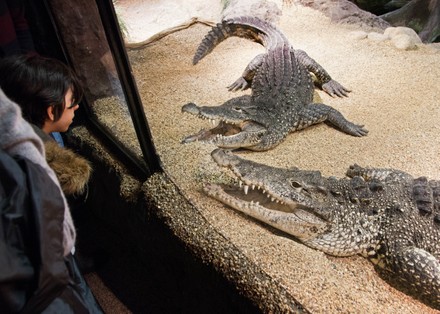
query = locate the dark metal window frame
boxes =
[43,0,161,180]
[95,0,161,177]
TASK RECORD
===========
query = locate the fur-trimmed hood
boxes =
[44,140,91,196]
[31,125,92,196]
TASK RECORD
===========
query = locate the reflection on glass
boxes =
[46,0,142,161]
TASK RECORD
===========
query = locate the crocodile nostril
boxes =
[181,102,199,114]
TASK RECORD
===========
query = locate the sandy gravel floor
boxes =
[121,2,440,313]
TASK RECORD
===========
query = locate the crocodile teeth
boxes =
[211,119,216,126]
[367,250,376,256]
[252,184,255,190]
[239,181,243,188]
[244,185,249,195]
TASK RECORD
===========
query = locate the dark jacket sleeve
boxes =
[0,150,102,313]
[0,149,69,313]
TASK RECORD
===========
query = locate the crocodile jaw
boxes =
[181,102,267,148]
[205,148,329,241]
[203,182,327,242]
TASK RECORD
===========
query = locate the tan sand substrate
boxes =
[125,5,440,313]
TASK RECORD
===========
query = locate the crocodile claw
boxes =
[227,77,251,92]
[349,124,369,137]
[322,80,351,98]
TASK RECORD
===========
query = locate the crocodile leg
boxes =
[295,49,351,97]
[296,103,368,137]
[389,246,440,306]
[230,50,349,97]
[228,54,265,91]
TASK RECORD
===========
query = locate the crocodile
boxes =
[181,16,368,151]
[204,148,440,308]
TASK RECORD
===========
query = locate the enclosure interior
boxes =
[50,1,440,313]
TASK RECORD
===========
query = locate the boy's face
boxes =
[48,88,79,133]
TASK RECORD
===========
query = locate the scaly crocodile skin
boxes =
[182,16,367,151]
[205,148,440,308]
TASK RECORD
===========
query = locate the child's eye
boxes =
[67,102,77,109]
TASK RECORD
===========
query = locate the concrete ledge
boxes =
[143,171,306,313]
[69,125,306,312]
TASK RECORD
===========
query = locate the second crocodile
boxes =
[182,16,368,151]
[205,148,440,308]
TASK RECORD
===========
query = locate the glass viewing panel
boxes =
[46,0,149,173]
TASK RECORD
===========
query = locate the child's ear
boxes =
[46,106,55,121]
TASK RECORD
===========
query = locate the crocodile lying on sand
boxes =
[205,148,440,308]
[182,16,367,151]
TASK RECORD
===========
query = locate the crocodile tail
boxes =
[192,16,287,65]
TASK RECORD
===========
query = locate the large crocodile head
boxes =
[204,148,337,242]
[181,96,272,150]
[204,149,391,256]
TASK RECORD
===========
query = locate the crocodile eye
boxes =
[290,180,302,188]
[289,180,311,195]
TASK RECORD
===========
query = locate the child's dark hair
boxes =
[0,55,83,128]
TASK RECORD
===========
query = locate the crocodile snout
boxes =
[211,148,237,167]
[181,102,200,115]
